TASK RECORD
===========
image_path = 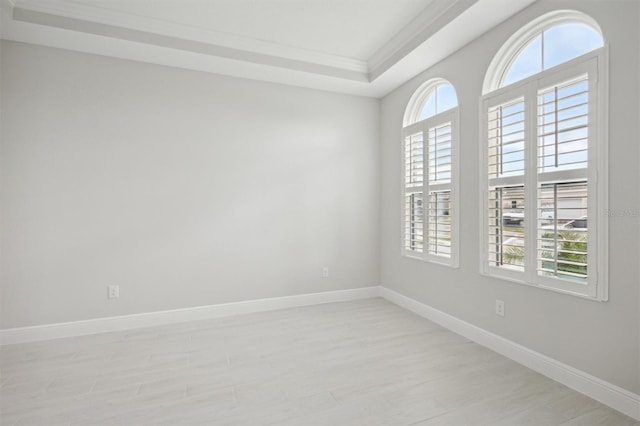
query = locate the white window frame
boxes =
[402,108,460,268]
[480,48,608,301]
[482,10,603,94]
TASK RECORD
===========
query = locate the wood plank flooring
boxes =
[1,298,637,425]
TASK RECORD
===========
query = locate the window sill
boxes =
[401,252,459,269]
[480,268,606,302]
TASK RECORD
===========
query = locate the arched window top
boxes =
[483,10,603,93]
[404,78,458,126]
[502,23,602,87]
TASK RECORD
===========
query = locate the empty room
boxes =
[1,0,639,424]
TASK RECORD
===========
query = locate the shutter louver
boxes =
[404,133,424,253]
[488,99,525,179]
[537,74,589,173]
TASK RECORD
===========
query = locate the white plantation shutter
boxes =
[428,190,451,256]
[535,73,590,284]
[427,121,453,257]
[488,186,525,270]
[402,108,458,266]
[428,122,452,183]
[537,74,589,173]
[405,133,424,188]
[486,96,526,272]
[488,98,526,179]
[482,51,604,299]
[403,133,424,253]
[537,182,588,282]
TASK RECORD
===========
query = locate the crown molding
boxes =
[368,0,538,97]
[11,0,369,75]
[1,0,537,97]
[368,0,475,77]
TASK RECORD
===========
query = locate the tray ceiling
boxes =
[0,0,536,97]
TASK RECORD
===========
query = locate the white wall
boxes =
[0,41,380,328]
[380,0,640,394]
[0,32,4,326]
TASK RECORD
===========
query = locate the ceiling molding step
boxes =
[1,21,377,98]
[10,0,369,75]
[370,0,537,95]
[368,0,478,81]
[1,0,538,98]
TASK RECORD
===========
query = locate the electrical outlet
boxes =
[322,267,329,278]
[495,299,505,317]
[108,285,120,299]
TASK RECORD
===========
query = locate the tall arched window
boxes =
[402,79,459,267]
[480,10,607,300]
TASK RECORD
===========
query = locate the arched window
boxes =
[501,23,603,87]
[483,10,604,93]
[480,10,607,300]
[402,79,459,267]
[404,80,458,125]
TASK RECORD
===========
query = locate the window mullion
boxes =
[588,56,602,297]
[421,123,429,261]
[524,82,539,284]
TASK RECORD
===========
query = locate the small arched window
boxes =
[402,79,459,267]
[404,79,458,126]
[480,10,607,301]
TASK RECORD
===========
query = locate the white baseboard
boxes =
[0,286,380,346]
[379,286,640,421]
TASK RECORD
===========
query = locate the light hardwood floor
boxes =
[0,298,637,426]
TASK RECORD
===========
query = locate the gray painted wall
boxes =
[0,41,380,328]
[380,0,639,394]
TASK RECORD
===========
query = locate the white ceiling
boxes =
[0,0,536,97]
[66,0,436,60]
